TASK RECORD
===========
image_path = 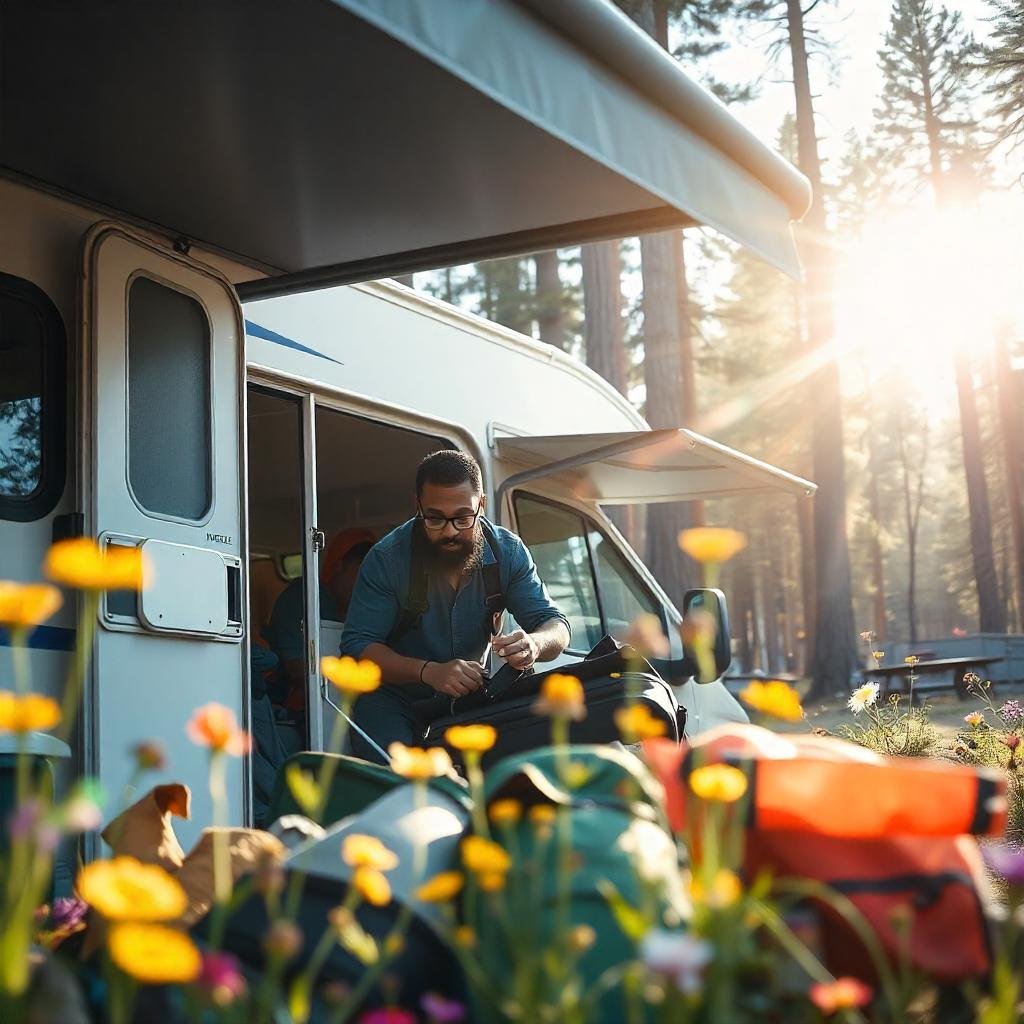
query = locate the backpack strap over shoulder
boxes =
[386,527,431,647]
[480,519,505,627]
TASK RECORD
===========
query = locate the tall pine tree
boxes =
[876,0,1006,634]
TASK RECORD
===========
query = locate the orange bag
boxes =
[645,725,1005,983]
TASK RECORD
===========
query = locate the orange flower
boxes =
[186,704,251,756]
[461,835,511,876]
[527,804,558,826]
[342,834,399,872]
[614,704,667,741]
[321,656,381,696]
[739,680,804,723]
[415,872,465,903]
[809,977,873,1015]
[487,799,523,827]
[689,764,747,804]
[623,613,669,658]
[533,673,586,721]
[77,857,188,921]
[0,582,62,630]
[108,923,200,983]
[45,538,146,591]
[0,692,61,734]
[477,871,507,893]
[444,724,496,753]
[690,869,743,909]
[677,527,747,564]
[388,743,452,780]
[352,866,391,907]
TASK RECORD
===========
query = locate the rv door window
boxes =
[586,526,663,638]
[127,277,212,520]
[0,274,66,520]
[513,495,603,652]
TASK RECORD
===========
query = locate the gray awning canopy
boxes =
[496,429,817,506]
[0,0,811,297]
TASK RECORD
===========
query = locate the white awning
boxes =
[495,429,816,506]
[2,0,810,297]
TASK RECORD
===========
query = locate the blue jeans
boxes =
[349,686,423,765]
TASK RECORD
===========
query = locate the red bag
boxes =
[645,725,1005,983]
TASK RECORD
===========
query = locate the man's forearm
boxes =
[530,619,571,662]
[359,642,428,685]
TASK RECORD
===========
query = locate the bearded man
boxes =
[340,449,570,763]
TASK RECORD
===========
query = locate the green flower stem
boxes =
[465,751,489,838]
[289,924,339,1024]
[57,591,100,745]
[207,751,231,950]
[10,628,28,694]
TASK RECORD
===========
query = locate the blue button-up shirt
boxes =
[340,517,569,701]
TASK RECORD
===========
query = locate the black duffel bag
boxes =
[418,637,685,766]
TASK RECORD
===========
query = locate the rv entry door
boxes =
[80,226,247,843]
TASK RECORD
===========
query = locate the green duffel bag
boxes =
[266,751,471,828]
[470,745,688,1024]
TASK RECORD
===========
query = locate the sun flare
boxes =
[833,196,1023,411]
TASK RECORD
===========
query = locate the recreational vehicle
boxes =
[0,0,813,864]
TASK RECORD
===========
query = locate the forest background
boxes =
[398,0,1024,699]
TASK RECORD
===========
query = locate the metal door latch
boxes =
[311,527,326,552]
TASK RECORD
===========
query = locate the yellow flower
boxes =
[0,582,62,630]
[77,857,188,921]
[533,673,586,721]
[454,925,477,949]
[738,680,804,723]
[905,655,920,667]
[186,703,251,756]
[487,799,523,827]
[527,804,558,826]
[872,651,885,662]
[388,743,452,780]
[108,923,200,983]
[677,527,747,564]
[615,704,667,741]
[352,866,391,907]
[45,538,146,591]
[568,925,597,953]
[444,724,496,753]
[477,871,507,893]
[964,711,985,729]
[342,834,399,872]
[321,656,381,696]
[690,869,743,909]
[689,764,748,804]
[461,835,511,876]
[0,692,61,734]
[415,872,465,903]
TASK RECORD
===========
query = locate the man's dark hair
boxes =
[415,449,483,497]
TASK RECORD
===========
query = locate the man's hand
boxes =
[423,659,485,698]
[491,630,540,671]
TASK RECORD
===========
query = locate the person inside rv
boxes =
[264,527,375,707]
[341,450,571,764]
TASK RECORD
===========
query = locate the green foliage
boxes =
[973,1,1024,145]
[837,694,941,758]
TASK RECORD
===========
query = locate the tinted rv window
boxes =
[587,527,663,638]
[127,277,212,520]
[0,274,66,520]
[514,495,603,652]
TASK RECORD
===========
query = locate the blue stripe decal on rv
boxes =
[244,320,342,364]
[0,625,77,652]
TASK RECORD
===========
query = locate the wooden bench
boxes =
[864,656,1004,705]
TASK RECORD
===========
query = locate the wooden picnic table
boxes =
[864,656,1004,704]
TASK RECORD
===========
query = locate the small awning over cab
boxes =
[0,0,810,297]
[495,429,816,507]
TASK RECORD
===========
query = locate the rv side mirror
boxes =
[680,588,732,683]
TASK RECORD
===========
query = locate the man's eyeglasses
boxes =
[418,507,482,532]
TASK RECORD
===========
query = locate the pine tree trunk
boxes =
[955,346,1007,633]
[786,0,858,697]
[865,413,888,643]
[581,242,627,393]
[640,229,698,606]
[533,250,565,349]
[994,326,1024,632]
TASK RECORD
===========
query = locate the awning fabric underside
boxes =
[0,0,811,294]
[496,430,817,505]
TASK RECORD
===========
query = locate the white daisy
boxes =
[847,682,880,714]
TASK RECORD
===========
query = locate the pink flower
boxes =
[197,951,247,1006]
[984,843,1024,886]
[421,992,466,1023]
[51,897,88,931]
[357,1009,417,1024]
